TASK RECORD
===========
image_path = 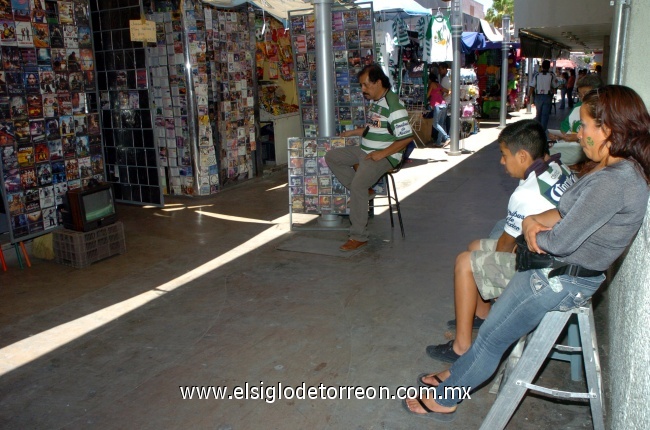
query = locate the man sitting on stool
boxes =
[326,64,414,251]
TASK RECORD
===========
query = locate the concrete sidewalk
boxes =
[0,110,602,429]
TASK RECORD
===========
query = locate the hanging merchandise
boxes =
[290,5,374,137]
[428,11,452,62]
[374,19,396,86]
[207,8,256,185]
[392,17,410,48]
[0,0,105,242]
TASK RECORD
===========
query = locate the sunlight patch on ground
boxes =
[0,218,289,377]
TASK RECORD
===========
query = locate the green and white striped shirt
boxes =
[361,90,413,167]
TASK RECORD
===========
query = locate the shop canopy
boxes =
[204,0,431,21]
[203,0,311,21]
[354,0,431,15]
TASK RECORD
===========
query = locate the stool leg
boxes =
[577,308,605,430]
[14,243,24,269]
[0,247,6,271]
[386,173,405,238]
[384,174,395,228]
[480,310,572,430]
[19,241,31,268]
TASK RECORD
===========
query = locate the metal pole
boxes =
[498,15,510,128]
[314,0,335,137]
[608,0,630,84]
[526,58,533,114]
[181,6,200,195]
[448,0,462,156]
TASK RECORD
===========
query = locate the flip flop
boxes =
[401,399,457,422]
[417,372,444,388]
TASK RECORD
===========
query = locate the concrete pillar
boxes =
[609,3,650,428]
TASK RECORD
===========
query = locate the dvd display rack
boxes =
[147,1,222,196]
[0,0,103,242]
[288,4,375,138]
[287,136,360,218]
[204,6,256,186]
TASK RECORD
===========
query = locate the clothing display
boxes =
[421,15,452,63]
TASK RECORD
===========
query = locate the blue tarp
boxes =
[462,32,519,53]
[461,32,486,53]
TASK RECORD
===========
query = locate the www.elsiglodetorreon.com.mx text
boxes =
[179,382,471,404]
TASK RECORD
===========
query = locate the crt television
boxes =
[62,182,117,232]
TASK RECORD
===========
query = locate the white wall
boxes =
[621,0,650,106]
[609,2,650,429]
[515,0,612,28]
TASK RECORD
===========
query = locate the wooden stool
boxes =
[480,302,604,430]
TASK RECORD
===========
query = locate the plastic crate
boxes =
[53,222,126,268]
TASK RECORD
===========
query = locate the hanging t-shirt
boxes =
[417,16,432,63]
[429,15,452,62]
[392,17,410,47]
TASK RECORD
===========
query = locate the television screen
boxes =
[82,188,115,222]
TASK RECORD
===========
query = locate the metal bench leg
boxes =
[578,308,605,430]
[480,310,572,430]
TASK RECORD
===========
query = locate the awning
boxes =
[355,0,431,15]
[479,19,503,42]
[203,0,311,21]
[461,32,519,53]
[461,32,486,53]
[204,0,430,21]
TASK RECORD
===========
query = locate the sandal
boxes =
[401,399,457,422]
[417,372,444,388]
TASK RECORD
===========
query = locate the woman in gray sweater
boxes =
[406,85,650,419]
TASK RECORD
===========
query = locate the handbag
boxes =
[514,235,555,272]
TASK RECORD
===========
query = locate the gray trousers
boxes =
[325,146,392,242]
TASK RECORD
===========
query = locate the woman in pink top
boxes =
[427,74,450,147]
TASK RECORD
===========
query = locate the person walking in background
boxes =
[427,74,450,148]
[559,71,569,109]
[566,69,576,109]
[529,60,558,133]
[438,62,452,139]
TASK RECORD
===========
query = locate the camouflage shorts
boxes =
[470,238,516,300]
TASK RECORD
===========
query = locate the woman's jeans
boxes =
[431,104,449,145]
[434,269,605,407]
